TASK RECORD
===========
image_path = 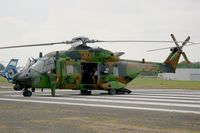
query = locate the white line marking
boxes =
[132,90,200,94]
[6,95,200,108]
[124,95,200,100]
[135,92,200,95]
[76,95,200,104]
[32,97,200,108]
[0,91,19,94]
[0,97,199,114]
[132,93,200,98]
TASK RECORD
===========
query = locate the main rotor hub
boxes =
[72,36,90,44]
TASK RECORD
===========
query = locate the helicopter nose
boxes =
[12,69,33,84]
[13,72,33,90]
[12,73,28,84]
[12,73,20,83]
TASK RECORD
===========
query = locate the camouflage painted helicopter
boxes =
[0,34,193,97]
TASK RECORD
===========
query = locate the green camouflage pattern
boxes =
[13,45,182,96]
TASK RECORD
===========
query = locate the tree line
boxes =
[0,63,5,70]
[177,61,200,68]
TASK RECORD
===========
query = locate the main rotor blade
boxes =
[182,36,190,46]
[171,34,180,47]
[0,41,71,49]
[147,46,175,52]
[182,52,190,64]
[94,40,185,43]
[147,42,200,52]
[186,42,200,46]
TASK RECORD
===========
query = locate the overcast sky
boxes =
[0,0,199,66]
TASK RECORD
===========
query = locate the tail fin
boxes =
[164,48,181,73]
[0,59,18,82]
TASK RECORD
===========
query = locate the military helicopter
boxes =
[0,34,196,97]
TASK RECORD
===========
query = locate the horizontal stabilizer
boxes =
[114,52,124,57]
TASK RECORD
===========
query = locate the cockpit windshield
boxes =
[30,57,55,73]
[30,60,44,73]
[21,58,37,71]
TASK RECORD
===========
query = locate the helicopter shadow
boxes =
[33,92,111,98]
[33,92,132,98]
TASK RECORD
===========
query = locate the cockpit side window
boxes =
[42,58,55,73]
[30,57,55,74]
[30,61,44,73]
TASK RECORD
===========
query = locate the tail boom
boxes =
[162,49,181,73]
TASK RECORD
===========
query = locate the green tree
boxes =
[177,61,200,68]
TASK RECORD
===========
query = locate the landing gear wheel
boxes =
[80,90,91,95]
[109,89,116,95]
[23,90,32,97]
[13,84,23,91]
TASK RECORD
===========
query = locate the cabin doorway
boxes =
[81,63,98,84]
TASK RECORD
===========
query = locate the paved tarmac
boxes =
[0,88,200,133]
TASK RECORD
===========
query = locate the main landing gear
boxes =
[108,89,117,95]
[23,88,32,97]
[13,84,32,97]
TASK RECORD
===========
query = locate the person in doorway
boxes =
[93,68,98,84]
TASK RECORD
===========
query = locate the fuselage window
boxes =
[113,66,119,76]
[101,64,110,74]
[66,65,74,75]
[43,58,55,73]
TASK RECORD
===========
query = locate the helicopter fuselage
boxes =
[13,46,146,93]
[12,42,182,97]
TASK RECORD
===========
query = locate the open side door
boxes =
[81,62,98,84]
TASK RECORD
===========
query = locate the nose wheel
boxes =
[23,88,32,97]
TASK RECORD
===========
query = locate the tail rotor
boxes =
[170,34,190,64]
